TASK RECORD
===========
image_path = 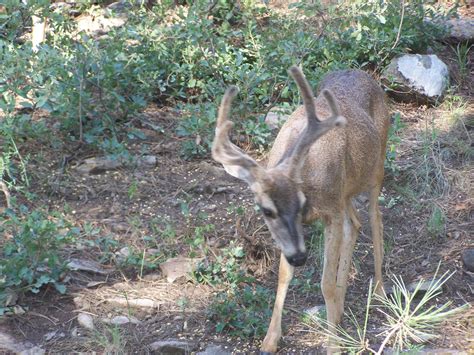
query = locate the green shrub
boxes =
[193,243,251,287]
[209,284,274,338]
[0,207,79,304]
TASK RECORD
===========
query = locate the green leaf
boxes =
[377,14,386,24]
[54,283,67,294]
[36,95,49,108]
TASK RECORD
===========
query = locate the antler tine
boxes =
[283,66,347,175]
[322,89,346,126]
[288,66,320,123]
[212,86,259,170]
[216,86,239,127]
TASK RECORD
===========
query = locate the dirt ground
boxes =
[1,21,473,355]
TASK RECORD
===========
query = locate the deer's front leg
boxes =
[322,216,343,354]
[261,253,294,354]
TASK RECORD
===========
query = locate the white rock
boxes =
[397,55,448,97]
[77,313,95,330]
[382,54,449,103]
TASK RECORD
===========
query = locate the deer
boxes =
[212,66,390,354]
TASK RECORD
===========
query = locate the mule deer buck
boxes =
[212,66,389,353]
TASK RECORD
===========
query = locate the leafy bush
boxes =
[193,243,251,287]
[1,0,454,163]
[209,284,275,338]
[0,207,79,302]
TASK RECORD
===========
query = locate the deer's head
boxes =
[212,66,346,267]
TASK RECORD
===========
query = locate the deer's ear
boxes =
[222,164,254,184]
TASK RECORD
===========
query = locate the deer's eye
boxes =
[261,207,276,219]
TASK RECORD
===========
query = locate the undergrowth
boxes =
[308,270,468,354]
[0,206,79,312]
[0,0,455,167]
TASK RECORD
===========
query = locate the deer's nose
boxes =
[286,252,307,267]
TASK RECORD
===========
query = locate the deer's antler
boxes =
[212,86,263,184]
[284,66,347,173]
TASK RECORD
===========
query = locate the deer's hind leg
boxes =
[334,203,360,323]
[369,170,385,295]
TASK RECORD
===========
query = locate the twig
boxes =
[0,181,11,208]
[378,0,405,70]
[376,322,401,355]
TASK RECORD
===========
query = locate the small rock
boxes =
[139,155,157,166]
[461,248,474,272]
[118,247,131,257]
[149,340,197,354]
[304,305,326,318]
[75,155,158,174]
[103,315,141,325]
[77,313,95,330]
[67,258,110,275]
[265,107,290,130]
[159,256,203,283]
[382,54,449,104]
[197,344,232,355]
[75,156,123,174]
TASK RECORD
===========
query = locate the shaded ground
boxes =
[3,86,473,353]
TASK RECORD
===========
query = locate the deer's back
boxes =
[267,69,389,218]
